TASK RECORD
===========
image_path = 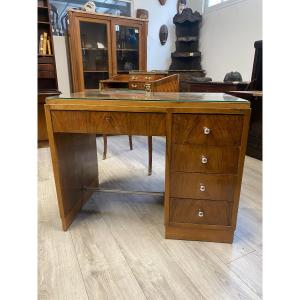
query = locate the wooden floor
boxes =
[38,136,262,300]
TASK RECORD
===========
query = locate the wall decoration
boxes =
[159,0,167,5]
[159,25,168,45]
[136,9,149,19]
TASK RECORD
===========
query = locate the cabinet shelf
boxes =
[83,70,108,73]
[82,48,108,51]
[117,49,138,52]
[38,21,50,25]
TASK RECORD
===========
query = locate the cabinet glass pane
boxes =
[80,21,109,89]
[115,25,139,73]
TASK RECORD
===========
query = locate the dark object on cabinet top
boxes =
[136,9,148,19]
[224,71,243,82]
[173,8,202,23]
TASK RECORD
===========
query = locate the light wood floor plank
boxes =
[69,211,147,300]
[88,194,205,299]
[227,251,262,298]
[38,219,89,300]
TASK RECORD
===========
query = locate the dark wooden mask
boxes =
[159,25,168,45]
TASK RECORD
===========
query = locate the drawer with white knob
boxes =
[170,198,231,226]
[170,172,236,200]
[172,114,244,146]
[171,144,239,173]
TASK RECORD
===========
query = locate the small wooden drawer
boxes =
[51,110,166,136]
[170,173,236,201]
[129,75,160,81]
[38,64,55,72]
[128,82,146,90]
[171,144,239,174]
[38,70,56,79]
[38,56,54,64]
[170,198,231,226]
[172,114,244,146]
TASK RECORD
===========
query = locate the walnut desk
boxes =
[45,91,250,243]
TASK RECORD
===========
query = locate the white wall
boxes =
[134,0,177,70]
[53,36,72,94]
[197,0,262,81]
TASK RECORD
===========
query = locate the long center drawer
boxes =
[51,110,166,136]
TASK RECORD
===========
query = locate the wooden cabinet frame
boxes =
[68,10,148,92]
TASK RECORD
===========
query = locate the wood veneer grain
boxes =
[170,172,236,201]
[171,144,240,174]
[172,113,243,145]
[51,111,166,136]
[170,198,231,226]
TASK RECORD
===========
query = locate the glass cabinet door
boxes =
[79,21,110,89]
[115,24,140,73]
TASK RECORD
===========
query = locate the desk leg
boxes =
[48,132,99,231]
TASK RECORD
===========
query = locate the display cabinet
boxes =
[67,10,148,92]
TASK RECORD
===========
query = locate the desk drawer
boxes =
[170,173,236,201]
[171,144,239,174]
[51,110,166,136]
[170,198,231,226]
[38,64,55,72]
[129,74,163,81]
[128,82,146,90]
[172,114,243,146]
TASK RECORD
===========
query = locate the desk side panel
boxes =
[45,105,99,230]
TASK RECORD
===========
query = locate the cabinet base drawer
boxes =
[51,111,166,136]
[165,224,234,243]
[170,198,231,226]
[170,172,236,201]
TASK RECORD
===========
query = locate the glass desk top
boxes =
[47,89,249,103]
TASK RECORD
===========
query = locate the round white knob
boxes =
[201,156,208,164]
[199,184,206,192]
[198,210,204,217]
[203,127,210,135]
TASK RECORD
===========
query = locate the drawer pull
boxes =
[198,210,204,217]
[131,76,137,80]
[145,76,152,80]
[201,156,208,164]
[105,116,112,122]
[199,184,206,192]
[203,127,211,135]
[131,83,138,88]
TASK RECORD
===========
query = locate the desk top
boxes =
[47,90,249,104]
